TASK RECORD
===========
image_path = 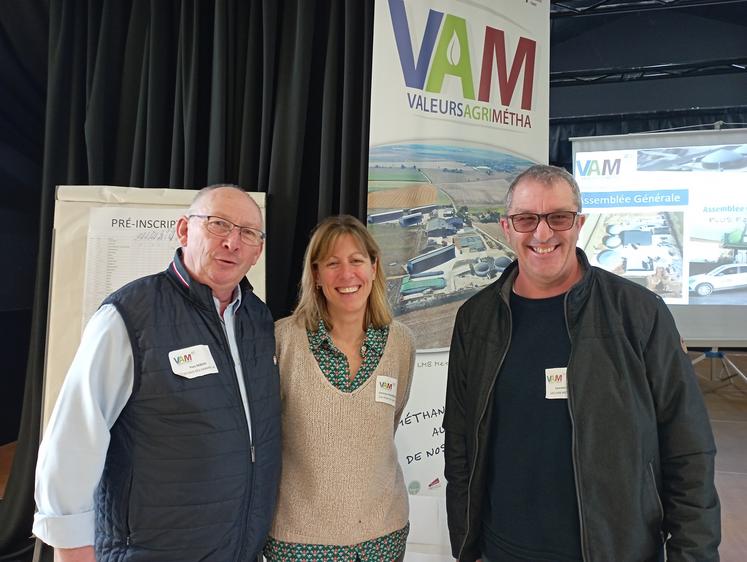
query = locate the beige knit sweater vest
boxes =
[270,316,415,546]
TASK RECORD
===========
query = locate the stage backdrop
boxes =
[367,1,549,558]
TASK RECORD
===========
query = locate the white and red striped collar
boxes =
[170,260,190,288]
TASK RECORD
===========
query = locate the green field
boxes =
[368,167,428,182]
[367,180,427,192]
[463,204,507,214]
[368,222,424,277]
[434,191,454,206]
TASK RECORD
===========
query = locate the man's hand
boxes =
[55,546,95,562]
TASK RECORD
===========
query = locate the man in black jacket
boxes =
[443,165,720,562]
[34,186,281,562]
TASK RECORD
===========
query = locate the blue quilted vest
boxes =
[94,250,281,562]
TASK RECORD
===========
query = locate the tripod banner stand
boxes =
[691,347,747,391]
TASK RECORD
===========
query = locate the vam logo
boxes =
[379,380,394,391]
[172,353,193,365]
[575,158,621,177]
[388,0,537,110]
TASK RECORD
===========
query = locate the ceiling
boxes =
[549,0,747,85]
[550,0,747,18]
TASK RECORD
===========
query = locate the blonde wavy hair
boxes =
[293,215,392,331]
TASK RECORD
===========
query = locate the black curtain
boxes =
[0,0,373,554]
[0,1,48,558]
[0,1,47,451]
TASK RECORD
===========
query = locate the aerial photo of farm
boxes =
[367,143,533,350]
[578,211,685,300]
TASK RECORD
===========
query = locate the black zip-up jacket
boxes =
[443,249,720,562]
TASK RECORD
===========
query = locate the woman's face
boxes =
[315,233,376,323]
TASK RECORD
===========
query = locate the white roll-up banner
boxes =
[367,2,550,558]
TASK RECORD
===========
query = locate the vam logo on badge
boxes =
[172,353,193,365]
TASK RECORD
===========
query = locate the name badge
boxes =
[375,375,398,406]
[545,367,568,399]
[168,345,219,379]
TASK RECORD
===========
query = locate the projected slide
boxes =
[572,129,747,346]
[575,140,747,306]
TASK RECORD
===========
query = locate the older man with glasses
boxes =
[34,185,281,562]
[444,165,720,562]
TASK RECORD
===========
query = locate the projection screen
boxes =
[572,128,747,348]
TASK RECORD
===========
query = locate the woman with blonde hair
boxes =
[264,214,415,562]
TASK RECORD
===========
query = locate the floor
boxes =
[1,353,746,560]
[693,350,747,562]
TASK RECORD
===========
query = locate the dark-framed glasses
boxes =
[508,211,579,233]
[189,215,265,246]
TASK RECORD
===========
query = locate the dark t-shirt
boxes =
[482,291,582,562]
